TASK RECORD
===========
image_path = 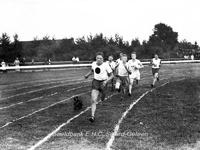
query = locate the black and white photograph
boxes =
[0,0,200,149]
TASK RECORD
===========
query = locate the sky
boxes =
[0,0,200,44]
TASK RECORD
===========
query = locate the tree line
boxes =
[0,23,199,63]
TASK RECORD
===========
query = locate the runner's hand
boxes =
[102,80,108,86]
[84,75,88,79]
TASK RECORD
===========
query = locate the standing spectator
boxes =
[31,58,35,65]
[1,60,7,73]
[14,57,20,72]
[75,56,79,63]
[44,58,47,65]
[72,56,76,64]
[32,58,35,72]
[184,55,187,59]
[22,57,26,66]
[48,58,51,65]
[191,54,194,60]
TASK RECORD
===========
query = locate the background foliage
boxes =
[0,23,199,62]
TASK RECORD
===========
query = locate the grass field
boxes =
[0,63,200,150]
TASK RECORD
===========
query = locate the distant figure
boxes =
[184,55,187,59]
[1,60,6,73]
[72,56,76,64]
[31,59,35,65]
[32,59,35,72]
[14,57,20,72]
[48,59,51,65]
[44,58,47,65]
[191,54,194,60]
[22,57,26,65]
[75,56,79,63]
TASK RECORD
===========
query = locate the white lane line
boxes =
[0,85,89,110]
[2,78,84,92]
[1,77,149,129]
[0,79,91,101]
[105,78,185,150]
[0,76,82,88]
[27,93,118,150]
[27,80,161,150]
[0,91,91,129]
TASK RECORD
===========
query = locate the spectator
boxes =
[184,55,187,59]
[48,59,51,65]
[191,54,194,60]
[75,56,79,63]
[1,60,7,73]
[31,59,35,72]
[44,58,47,65]
[72,56,76,64]
[14,57,20,72]
[22,57,26,65]
[32,59,35,65]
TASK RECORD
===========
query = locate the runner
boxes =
[115,53,123,78]
[106,55,116,91]
[84,52,114,122]
[115,54,131,101]
[150,54,162,87]
[128,52,144,96]
[116,53,123,64]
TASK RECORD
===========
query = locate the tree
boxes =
[149,23,178,47]
[0,33,12,61]
[12,34,23,58]
[178,39,198,57]
[148,23,178,58]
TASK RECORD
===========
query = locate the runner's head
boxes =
[154,54,158,59]
[131,52,137,60]
[121,54,128,63]
[96,52,104,65]
[108,55,113,62]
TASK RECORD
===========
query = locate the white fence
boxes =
[0,60,200,71]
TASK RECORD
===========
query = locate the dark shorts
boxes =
[152,68,160,76]
[92,79,108,93]
[116,76,129,87]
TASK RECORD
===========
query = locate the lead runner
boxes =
[84,52,114,122]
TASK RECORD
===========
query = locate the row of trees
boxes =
[0,34,22,62]
[0,23,199,62]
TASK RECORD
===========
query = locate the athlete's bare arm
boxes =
[149,59,153,66]
[103,72,114,86]
[134,62,144,69]
[84,69,93,79]
[138,62,144,69]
